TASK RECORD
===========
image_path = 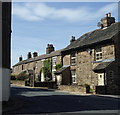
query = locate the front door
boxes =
[98,73,104,86]
[56,75,62,85]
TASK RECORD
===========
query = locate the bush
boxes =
[11,75,16,80]
[55,63,62,70]
[16,71,29,81]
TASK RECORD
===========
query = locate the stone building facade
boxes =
[12,13,120,94]
[12,44,63,83]
[60,13,120,94]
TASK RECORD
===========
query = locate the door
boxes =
[56,75,62,85]
[98,73,104,86]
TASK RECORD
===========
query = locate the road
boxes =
[3,85,120,115]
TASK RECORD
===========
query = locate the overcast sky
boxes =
[11,2,118,66]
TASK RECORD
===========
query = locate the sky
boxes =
[11,2,118,66]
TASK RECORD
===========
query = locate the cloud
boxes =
[12,2,118,22]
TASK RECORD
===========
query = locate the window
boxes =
[95,47,102,61]
[52,57,57,66]
[22,65,24,70]
[108,71,114,81]
[70,52,76,65]
[35,62,38,68]
[109,71,113,78]
[71,70,77,83]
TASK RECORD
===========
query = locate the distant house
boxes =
[58,13,120,94]
[12,44,63,85]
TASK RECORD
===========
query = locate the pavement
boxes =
[11,84,120,98]
[2,85,120,115]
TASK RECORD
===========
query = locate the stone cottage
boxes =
[58,13,120,94]
[12,44,63,85]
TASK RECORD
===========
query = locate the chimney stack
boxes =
[19,56,23,62]
[27,52,32,59]
[33,52,38,57]
[46,44,55,54]
[70,36,76,43]
[99,13,115,29]
[107,13,111,17]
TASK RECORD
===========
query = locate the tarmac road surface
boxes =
[3,85,120,115]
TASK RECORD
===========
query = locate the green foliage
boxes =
[42,59,52,81]
[11,74,16,80]
[90,88,94,92]
[16,71,29,81]
[55,63,62,70]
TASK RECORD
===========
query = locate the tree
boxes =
[55,63,62,70]
[42,59,52,81]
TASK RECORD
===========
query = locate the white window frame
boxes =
[95,47,102,61]
[52,57,57,67]
[70,52,76,65]
[71,70,77,83]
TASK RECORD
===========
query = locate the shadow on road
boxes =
[3,86,120,114]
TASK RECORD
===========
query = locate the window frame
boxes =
[70,52,76,65]
[22,65,24,70]
[95,47,102,61]
[52,57,57,67]
[71,69,77,83]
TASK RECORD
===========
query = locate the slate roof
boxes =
[54,65,70,74]
[13,49,63,67]
[93,61,113,72]
[62,22,120,53]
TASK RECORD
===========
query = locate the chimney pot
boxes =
[108,13,111,17]
[19,56,23,62]
[70,36,76,43]
[106,13,108,17]
[106,13,111,17]
[99,13,115,29]
[33,52,38,57]
[27,52,32,59]
[46,44,55,54]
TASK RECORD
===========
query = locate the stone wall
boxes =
[102,44,115,59]
[56,56,62,65]
[63,55,70,66]
[12,56,63,82]
[58,85,87,94]
[35,60,42,74]
[11,80,25,86]
[62,44,115,91]
[76,50,95,86]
